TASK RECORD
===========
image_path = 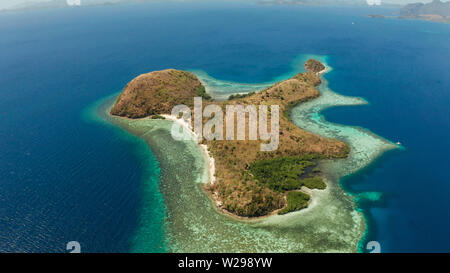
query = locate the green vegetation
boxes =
[228,92,255,100]
[151,115,166,119]
[249,155,326,192]
[278,191,310,215]
[247,155,326,215]
[283,101,298,119]
[301,177,326,190]
[196,85,212,100]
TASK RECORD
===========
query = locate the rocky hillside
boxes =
[305,59,326,73]
[110,69,205,118]
[399,0,450,23]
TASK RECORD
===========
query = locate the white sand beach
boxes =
[161,114,216,185]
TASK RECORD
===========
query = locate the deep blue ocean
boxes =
[0,2,449,252]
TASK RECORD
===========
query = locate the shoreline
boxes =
[161,114,216,185]
[317,67,328,75]
[289,69,398,252]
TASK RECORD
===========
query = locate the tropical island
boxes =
[110,59,350,218]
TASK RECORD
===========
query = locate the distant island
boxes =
[258,0,368,6]
[367,14,388,18]
[399,0,450,23]
[110,59,351,218]
[259,0,450,24]
[0,0,176,12]
[367,0,450,24]
[4,0,449,25]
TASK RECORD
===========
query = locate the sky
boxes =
[0,0,444,11]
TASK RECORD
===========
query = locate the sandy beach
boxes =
[317,67,328,75]
[161,114,216,185]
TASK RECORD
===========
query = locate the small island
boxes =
[110,59,350,218]
[367,14,387,19]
